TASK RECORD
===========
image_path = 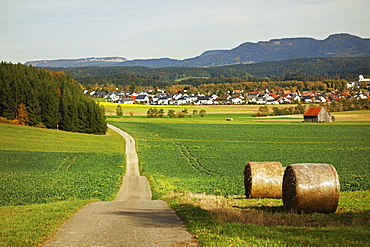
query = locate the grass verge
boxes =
[0,199,97,247]
[0,123,126,246]
[163,191,370,246]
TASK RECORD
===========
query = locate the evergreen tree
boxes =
[0,62,107,134]
[116,105,123,117]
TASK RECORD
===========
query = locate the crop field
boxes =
[0,150,124,206]
[108,113,370,246]
[0,123,126,206]
[108,115,370,196]
[0,123,125,246]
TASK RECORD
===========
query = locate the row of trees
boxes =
[254,104,307,117]
[322,99,370,112]
[0,62,107,134]
[50,57,370,85]
[146,108,206,118]
[254,99,370,117]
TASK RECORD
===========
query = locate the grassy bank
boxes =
[166,191,370,246]
[0,123,126,246]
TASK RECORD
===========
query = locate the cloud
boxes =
[1,0,369,63]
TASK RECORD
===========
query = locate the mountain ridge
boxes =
[24,33,370,68]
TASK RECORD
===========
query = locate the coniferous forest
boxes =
[0,62,107,134]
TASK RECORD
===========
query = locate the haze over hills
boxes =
[25,33,370,68]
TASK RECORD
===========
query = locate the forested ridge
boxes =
[26,34,370,68]
[0,62,107,134]
[46,57,370,89]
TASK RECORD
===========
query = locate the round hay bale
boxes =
[244,162,284,199]
[282,163,340,214]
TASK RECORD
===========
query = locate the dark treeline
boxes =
[0,62,107,134]
[180,78,350,92]
[76,73,169,89]
[45,57,370,88]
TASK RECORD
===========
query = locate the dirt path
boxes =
[44,124,197,247]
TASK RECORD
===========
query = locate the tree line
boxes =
[46,57,370,87]
[146,108,206,118]
[82,78,354,95]
[0,62,107,134]
[255,99,370,117]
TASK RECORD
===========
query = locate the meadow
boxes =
[1,106,369,246]
[107,111,370,246]
[108,114,370,195]
[0,123,125,246]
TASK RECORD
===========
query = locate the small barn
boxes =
[303,107,333,122]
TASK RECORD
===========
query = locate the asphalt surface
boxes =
[44,124,198,247]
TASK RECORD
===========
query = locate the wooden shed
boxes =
[303,107,333,122]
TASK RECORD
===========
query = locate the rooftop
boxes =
[303,107,323,116]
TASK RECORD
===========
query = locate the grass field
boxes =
[108,113,370,195]
[1,106,369,246]
[107,110,370,246]
[0,123,126,246]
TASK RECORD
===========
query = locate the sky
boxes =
[1,0,369,63]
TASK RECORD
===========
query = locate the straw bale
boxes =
[244,162,284,199]
[282,163,340,214]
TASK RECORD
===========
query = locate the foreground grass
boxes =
[0,123,126,246]
[164,191,370,246]
[0,199,96,247]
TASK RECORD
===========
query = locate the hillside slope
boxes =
[25,33,370,68]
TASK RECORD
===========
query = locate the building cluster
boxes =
[85,88,369,105]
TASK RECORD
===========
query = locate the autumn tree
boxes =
[116,105,123,117]
[16,103,29,125]
[168,109,175,118]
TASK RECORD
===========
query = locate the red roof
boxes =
[303,107,323,116]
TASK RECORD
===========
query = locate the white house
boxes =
[108,93,120,103]
[135,94,150,104]
[230,97,244,104]
[120,98,134,104]
[359,75,370,87]
[157,96,171,105]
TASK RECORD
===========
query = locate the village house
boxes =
[359,75,370,87]
[195,94,218,105]
[120,98,134,104]
[229,96,244,104]
[303,107,334,123]
[135,94,150,104]
[108,92,120,103]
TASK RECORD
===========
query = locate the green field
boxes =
[0,123,125,246]
[108,113,370,247]
[1,109,369,247]
[108,115,370,195]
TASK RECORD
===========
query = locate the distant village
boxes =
[85,75,370,106]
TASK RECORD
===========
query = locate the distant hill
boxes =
[25,33,370,68]
[47,57,370,87]
[25,57,127,67]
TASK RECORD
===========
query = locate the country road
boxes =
[44,124,198,247]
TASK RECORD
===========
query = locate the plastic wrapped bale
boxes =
[282,163,340,214]
[244,162,284,199]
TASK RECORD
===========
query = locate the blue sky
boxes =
[1,0,369,63]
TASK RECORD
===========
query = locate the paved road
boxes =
[44,124,198,247]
